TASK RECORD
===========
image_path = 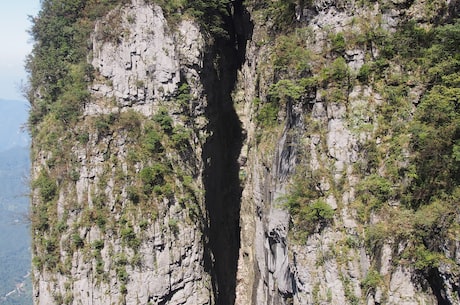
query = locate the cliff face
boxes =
[32,3,212,305]
[28,0,460,304]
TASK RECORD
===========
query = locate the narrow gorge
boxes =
[200,2,250,303]
[27,0,460,304]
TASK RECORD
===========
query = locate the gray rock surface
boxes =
[31,1,459,305]
[33,2,212,305]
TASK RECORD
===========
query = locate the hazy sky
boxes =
[0,1,40,101]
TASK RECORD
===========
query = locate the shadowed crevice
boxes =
[201,1,253,304]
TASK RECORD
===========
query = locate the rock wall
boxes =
[30,0,460,305]
[234,0,459,305]
[32,2,213,304]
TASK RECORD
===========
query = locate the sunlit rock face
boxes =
[33,3,213,305]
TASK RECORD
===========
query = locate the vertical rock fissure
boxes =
[201,2,252,304]
[426,269,452,305]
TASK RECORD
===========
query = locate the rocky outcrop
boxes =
[32,2,213,305]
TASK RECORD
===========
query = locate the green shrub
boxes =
[69,169,80,182]
[126,185,141,204]
[95,258,104,275]
[168,218,179,235]
[176,82,192,107]
[171,125,191,151]
[364,223,387,252]
[154,182,174,197]
[272,31,312,76]
[153,108,173,134]
[56,220,68,233]
[139,219,149,230]
[120,226,140,249]
[256,102,278,128]
[330,57,349,82]
[298,76,318,91]
[33,171,57,203]
[268,79,305,103]
[284,173,323,216]
[361,269,383,292]
[131,253,142,267]
[96,212,107,229]
[77,131,90,144]
[92,240,105,250]
[140,163,168,194]
[116,266,129,284]
[357,63,372,83]
[413,246,442,270]
[33,204,51,232]
[94,113,117,137]
[356,174,393,210]
[44,253,59,270]
[143,128,163,154]
[26,0,123,127]
[115,253,128,266]
[120,284,128,295]
[341,274,360,305]
[44,237,57,253]
[298,199,335,228]
[409,85,460,207]
[52,64,89,123]
[120,226,135,240]
[285,173,335,237]
[53,293,64,304]
[32,256,42,272]
[262,78,308,119]
[154,0,232,37]
[265,0,309,31]
[331,32,346,54]
[71,233,84,248]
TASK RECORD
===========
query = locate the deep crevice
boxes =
[426,268,452,305]
[200,1,253,305]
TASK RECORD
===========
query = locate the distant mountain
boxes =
[0,146,29,213]
[0,99,30,152]
[0,100,31,304]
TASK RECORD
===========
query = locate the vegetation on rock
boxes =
[27,0,460,303]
